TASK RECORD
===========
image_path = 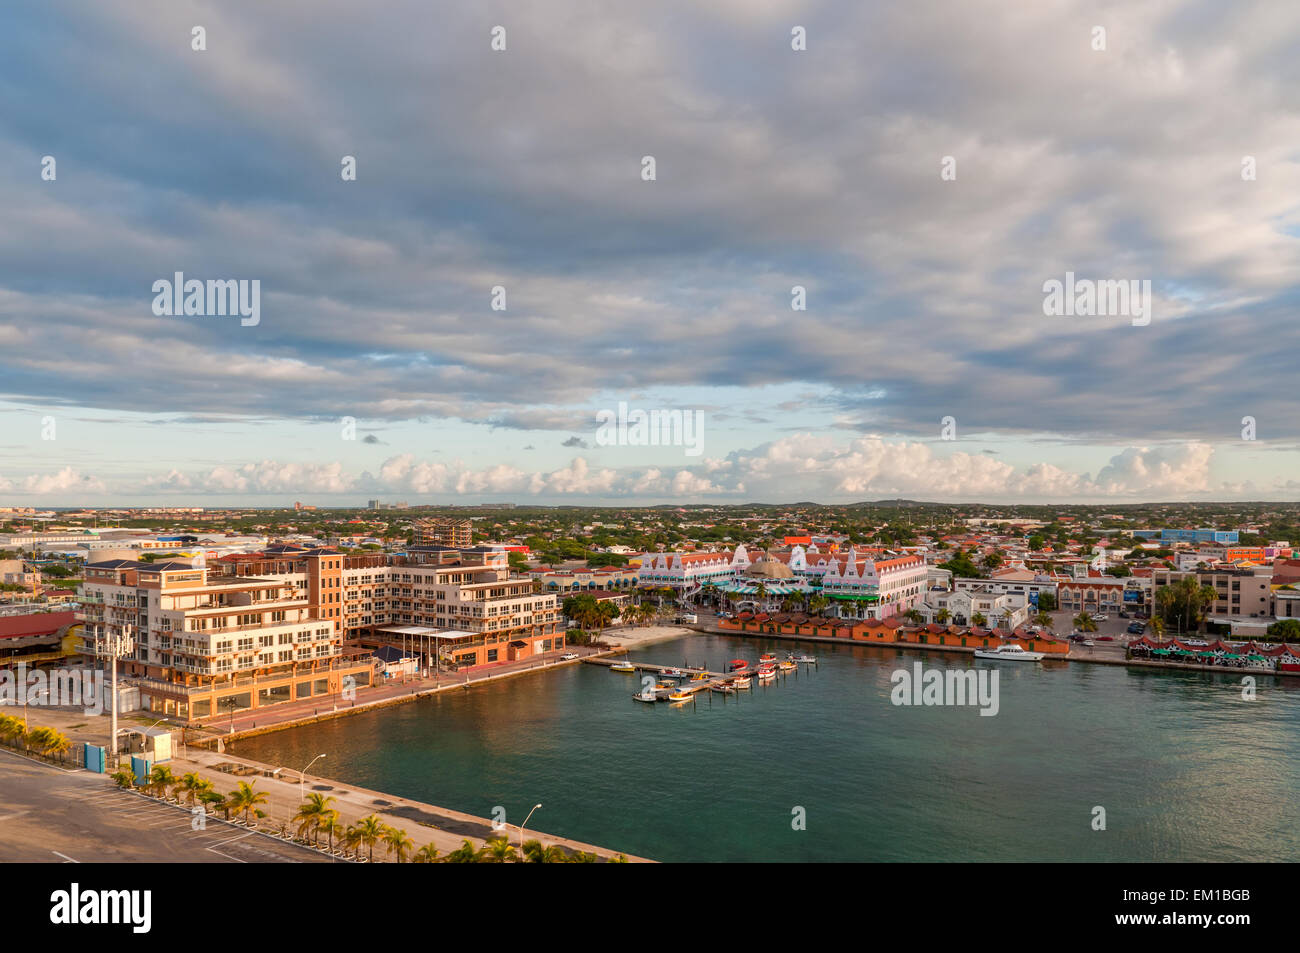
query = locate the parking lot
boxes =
[0,750,330,863]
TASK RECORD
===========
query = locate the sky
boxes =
[2,0,1299,506]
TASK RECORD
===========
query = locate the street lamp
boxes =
[138,717,168,752]
[518,802,542,861]
[300,753,326,803]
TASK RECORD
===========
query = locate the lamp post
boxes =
[300,753,326,803]
[518,802,542,861]
[138,717,168,752]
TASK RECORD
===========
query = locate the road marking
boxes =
[52,851,79,863]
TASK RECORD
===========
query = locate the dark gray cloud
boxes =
[1,0,1299,453]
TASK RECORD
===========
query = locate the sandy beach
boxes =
[603,624,694,650]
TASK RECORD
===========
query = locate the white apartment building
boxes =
[79,559,363,721]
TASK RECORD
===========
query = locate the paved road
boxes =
[0,750,330,863]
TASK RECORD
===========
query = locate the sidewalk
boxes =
[187,646,607,742]
[163,746,652,862]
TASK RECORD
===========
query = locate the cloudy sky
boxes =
[2,0,1299,505]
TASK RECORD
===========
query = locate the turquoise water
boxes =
[234,634,1300,862]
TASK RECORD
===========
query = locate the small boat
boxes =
[711,683,735,695]
[731,676,752,690]
[727,659,750,673]
[759,652,777,663]
[609,660,636,672]
[756,665,776,682]
[668,690,694,702]
[789,654,817,664]
[690,672,709,681]
[973,644,1046,662]
[632,690,658,703]
[777,660,797,672]
[660,668,688,678]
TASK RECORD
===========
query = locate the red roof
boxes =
[0,611,76,641]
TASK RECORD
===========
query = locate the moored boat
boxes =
[757,665,776,682]
[789,654,817,664]
[731,676,752,689]
[632,689,658,703]
[727,659,750,673]
[777,660,797,671]
[758,652,777,663]
[668,689,694,702]
[973,643,1045,662]
[609,660,636,672]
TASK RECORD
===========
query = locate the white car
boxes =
[1092,614,1108,621]
[559,652,579,661]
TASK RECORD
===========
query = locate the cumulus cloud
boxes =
[0,438,1250,502]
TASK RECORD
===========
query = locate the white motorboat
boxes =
[632,689,658,703]
[973,643,1045,662]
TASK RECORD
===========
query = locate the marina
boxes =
[233,631,1300,863]
[584,652,818,704]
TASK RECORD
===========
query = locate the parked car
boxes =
[559,652,579,661]
[1093,614,1108,621]
[1118,610,1131,619]
[1126,622,1146,634]
[1096,636,1115,642]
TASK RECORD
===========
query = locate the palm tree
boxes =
[382,826,414,863]
[1034,611,1053,630]
[200,790,230,820]
[229,781,269,825]
[484,836,516,863]
[318,814,343,854]
[146,766,179,799]
[446,838,486,863]
[294,793,337,845]
[413,843,441,863]
[902,609,923,625]
[935,608,951,625]
[355,815,385,863]
[178,772,212,808]
[971,612,988,628]
[341,824,363,859]
[1149,616,1166,641]
[1073,612,1098,633]
[110,768,135,789]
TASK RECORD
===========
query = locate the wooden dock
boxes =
[585,657,807,699]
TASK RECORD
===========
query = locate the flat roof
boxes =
[376,625,477,640]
